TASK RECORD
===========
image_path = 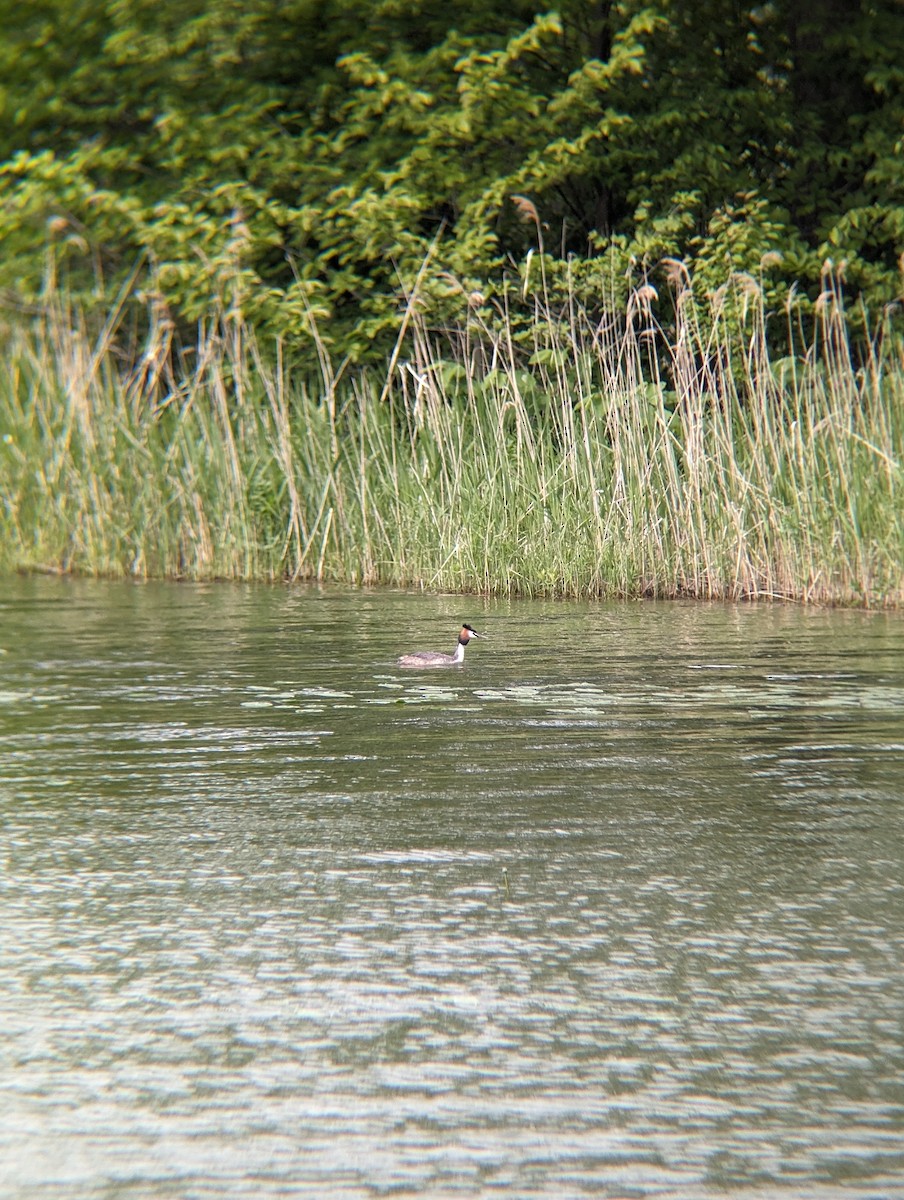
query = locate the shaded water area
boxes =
[2,576,903,1199]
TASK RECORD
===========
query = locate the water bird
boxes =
[397,624,483,668]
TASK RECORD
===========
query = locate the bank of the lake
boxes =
[2,278,902,606]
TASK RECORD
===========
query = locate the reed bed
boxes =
[1,272,902,605]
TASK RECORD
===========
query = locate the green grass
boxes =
[1,273,902,604]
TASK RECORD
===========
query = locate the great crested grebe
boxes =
[397,624,483,668]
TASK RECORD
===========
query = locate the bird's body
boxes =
[397,624,482,668]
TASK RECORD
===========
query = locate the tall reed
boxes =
[0,270,901,604]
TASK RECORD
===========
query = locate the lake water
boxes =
[1,576,903,1199]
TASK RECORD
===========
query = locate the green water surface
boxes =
[1,577,903,1198]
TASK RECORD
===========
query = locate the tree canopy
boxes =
[1,0,902,358]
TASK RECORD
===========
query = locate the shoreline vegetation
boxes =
[1,265,902,608]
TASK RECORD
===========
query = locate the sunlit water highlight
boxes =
[1,577,903,1198]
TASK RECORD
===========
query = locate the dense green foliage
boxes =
[1,0,902,360]
[2,1,902,605]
